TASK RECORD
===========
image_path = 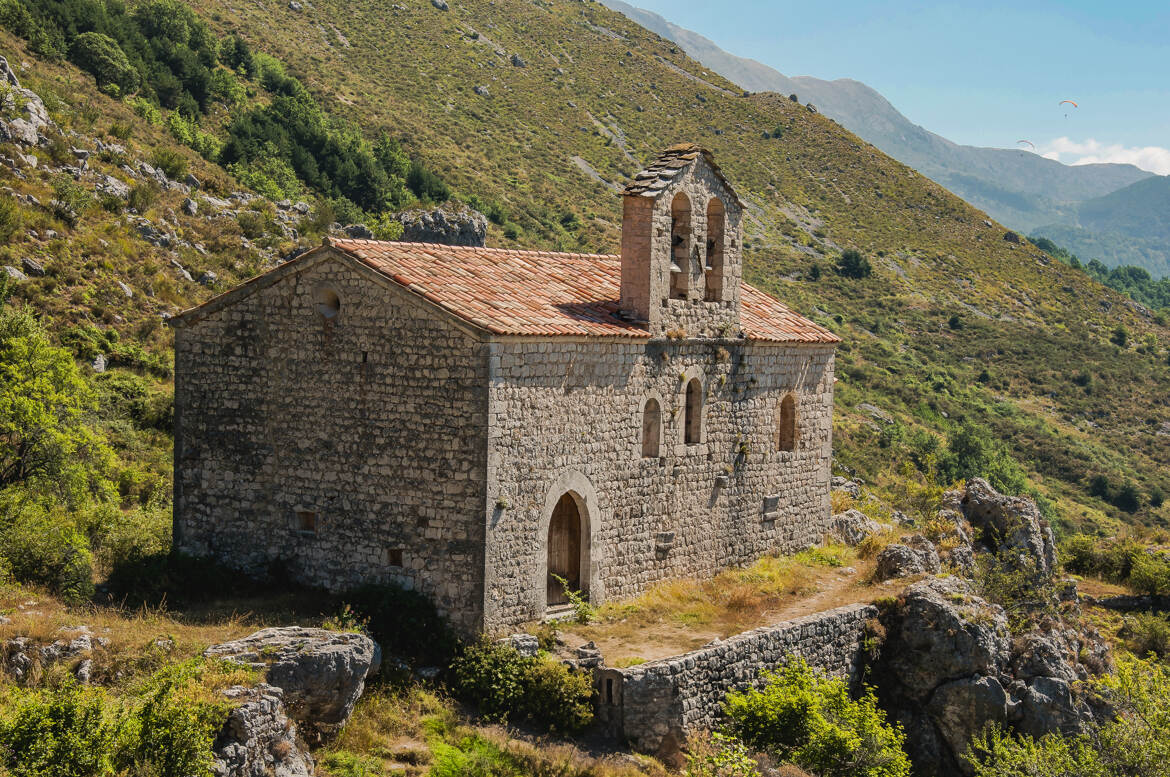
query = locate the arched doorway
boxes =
[547,492,585,606]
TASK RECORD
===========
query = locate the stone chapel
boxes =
[170,144,840,632]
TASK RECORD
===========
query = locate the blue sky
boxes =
[629,0,1170,173]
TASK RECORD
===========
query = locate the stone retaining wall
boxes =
[595,603,878,753]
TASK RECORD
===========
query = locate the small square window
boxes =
[296,511,318,534]
[387,548,404,567]
[762,496,780,519]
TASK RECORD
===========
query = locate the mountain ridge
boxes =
[598,0,1163,269]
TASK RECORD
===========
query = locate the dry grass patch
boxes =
[565,544,875,662]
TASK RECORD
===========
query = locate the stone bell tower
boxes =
[619,144,744,338]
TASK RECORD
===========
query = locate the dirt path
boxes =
[559,563,884,665]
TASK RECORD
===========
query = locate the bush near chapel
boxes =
[723,659,910,777]
[450,639,594,734]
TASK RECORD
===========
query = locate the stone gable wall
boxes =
[173,254,490,631]
[596,603,878,753]
[483,337,835,629]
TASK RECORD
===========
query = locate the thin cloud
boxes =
[1037,137,1170,175]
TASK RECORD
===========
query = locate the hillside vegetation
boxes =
[0,0,1167,559]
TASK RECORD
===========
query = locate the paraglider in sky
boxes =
[1017,140,1035,150]
[1059,100,1079,108]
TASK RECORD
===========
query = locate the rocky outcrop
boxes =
[873,535,939,581]
[0,56,54,146]
[2,625,109,684]
[830,509,889,546]
[397,205,488,246]
[204,627,380,742]
[212,684,313,777]
[958,478,1057,577]
[875,576,1108,775]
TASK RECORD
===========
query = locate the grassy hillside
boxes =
[0,0,1167,551]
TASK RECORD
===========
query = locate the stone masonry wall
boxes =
[596,603,878,753]
[483,336,835,629]
[173,252,490,632]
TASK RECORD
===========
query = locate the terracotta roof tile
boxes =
[327,238,838,344]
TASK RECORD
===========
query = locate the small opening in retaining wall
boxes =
[606,678,614,705]
[296,511,318,534]
[387,548,404,567]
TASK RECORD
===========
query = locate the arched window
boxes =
[669,192,691,300]
[684,378,702,445]
[641,398,661,457]
[777,393,797,452]
[705,198,725,302]
[315,286,341,319]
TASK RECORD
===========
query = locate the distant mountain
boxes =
[599,0,1160,263]
[1033,176,1170,278]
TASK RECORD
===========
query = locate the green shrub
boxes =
[50,174,93,226]
[236,210,270,239]
[937,420,1027,495]
[451,639,594,734]
[685,731,761,777]
[70,32,139,96]
[723,658,910,777]
[0,681,122,777]
[0,196,22,243]
[1121,613,1170,659]
[151,147,188,180]
[1111,326,1129,347]
[128,182,159,212]
[0,493,96,602]
[835,249,872,279]
[1128,552,1170,597]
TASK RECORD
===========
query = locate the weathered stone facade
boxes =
[173,257,490,631]
[483,338,834,626]
[171,145,839,633]
[595,604,878,753]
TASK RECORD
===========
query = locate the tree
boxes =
[836,249,872,279]
[1111,326,1128,347]
[0,303,113,502]
[70,32,140,95]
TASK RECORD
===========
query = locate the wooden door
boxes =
[546,494,581,606]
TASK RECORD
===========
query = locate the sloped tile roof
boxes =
[622,143,744,206]
[327,238,838,344]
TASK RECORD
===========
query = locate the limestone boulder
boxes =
[397,205,488,247]
[204,627,380,742]
[926,674,1009,772]
[873,535,939,581]
[885,577,1010,700]
[830,475,861,499]
[959,478,1057,577]
[1013,676,1092,739]
[212,684,313,777]
[830,509,889,546]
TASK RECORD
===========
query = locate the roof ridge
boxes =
[327,237,618,261]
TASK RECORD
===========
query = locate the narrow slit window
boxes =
[705,198,725,301]
[684,379,702,445]
[669,192,691,300]
[642,398,661,457]
[777,393,797,452]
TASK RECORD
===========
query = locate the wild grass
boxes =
[323,686,667,777]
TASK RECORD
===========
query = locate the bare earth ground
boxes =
[558,554,893,665]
